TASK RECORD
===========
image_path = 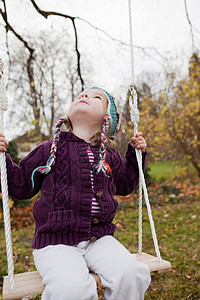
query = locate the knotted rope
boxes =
[128,0,162,262]
[0,58,15,291]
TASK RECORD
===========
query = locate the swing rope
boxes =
[128,0,162,263]
[0,59,15,291]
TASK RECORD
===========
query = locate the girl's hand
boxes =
[130,132,147,152]
[0,132,9,152]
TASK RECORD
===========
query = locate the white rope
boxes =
[128,0,162,262]
[0,59,15,291]
[128,0,135,84]
[129,86,144,255]
[138,175,143,254]
[129,88,140,124]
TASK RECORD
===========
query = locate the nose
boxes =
[81,94,88,98]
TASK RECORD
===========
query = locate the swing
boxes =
[1,1,171,299]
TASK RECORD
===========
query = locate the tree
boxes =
[122,76,167,162]
[8,31,84,141]
[0,0,171,94]
[125,53,200,177]
[7,140,19,164]
[162,53,200,176]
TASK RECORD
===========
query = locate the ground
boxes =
[0,179,200,299]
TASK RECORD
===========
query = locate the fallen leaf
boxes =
[191,215,196,219]
[9,198,14,209]
[189,237,196,242]
[172,269,176,273]
[192,254,197,260]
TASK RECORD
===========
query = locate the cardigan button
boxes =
[90,236,97,242]
[95,192,103,199]
[92,218,99,224]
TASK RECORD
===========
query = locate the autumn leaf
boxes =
[9,198,14,209]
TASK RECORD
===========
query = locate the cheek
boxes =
[97,101,106,114]
[98,104,107,121]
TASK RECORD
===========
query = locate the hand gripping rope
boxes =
[0,58,15,291]
[128,0,162,263]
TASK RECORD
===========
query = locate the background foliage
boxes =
[0,1,200,299]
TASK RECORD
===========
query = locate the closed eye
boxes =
[94,96,101,100]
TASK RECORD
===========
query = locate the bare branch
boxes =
[0,8,34,54]
[77,16,169,70]
[71,18,84,90]
[78,17,169,74]
[184,0,195,51]
[29,1,168,89]
[77,16,130,47]
[2,0,11,85]
[29,0,84,89]
[29,0,74,20]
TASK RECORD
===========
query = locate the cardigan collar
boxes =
[59,131,100,147]
[60,131,86,142]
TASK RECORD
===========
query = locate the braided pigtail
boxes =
[31,117,68,188]
[93,114,112,176]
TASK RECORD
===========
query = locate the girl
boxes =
[0,87,151,300]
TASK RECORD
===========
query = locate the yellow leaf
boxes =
[154,137,160,142]
[161,106,168,114]
[9,198,14,209]
[165,197,170,202]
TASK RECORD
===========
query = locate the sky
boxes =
[0,0,200,139]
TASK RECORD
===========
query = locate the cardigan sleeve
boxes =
[113,143,147,196]
[0,141,50,200]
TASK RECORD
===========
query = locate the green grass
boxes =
[0,201,199,299]
[115,201,200,299]
[148,160,196,182]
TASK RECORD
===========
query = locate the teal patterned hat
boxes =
[91,87,122,138]
[90,87,122,177]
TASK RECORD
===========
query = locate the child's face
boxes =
[68,89,108,127]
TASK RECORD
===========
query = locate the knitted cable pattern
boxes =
[93,114,111,176]
[31,117,68,188]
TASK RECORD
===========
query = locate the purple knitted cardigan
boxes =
[5,131,146,249]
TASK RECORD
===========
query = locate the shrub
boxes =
[7,140,19,164]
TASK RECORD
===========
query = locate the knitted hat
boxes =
[90,87,122,176]
[31,88,122,188]
[91,87,122,138]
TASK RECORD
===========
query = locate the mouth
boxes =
[79,100,88,104]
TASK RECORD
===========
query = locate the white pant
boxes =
[33,236,151,300]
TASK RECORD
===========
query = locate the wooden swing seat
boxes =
[2,252,171,300]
